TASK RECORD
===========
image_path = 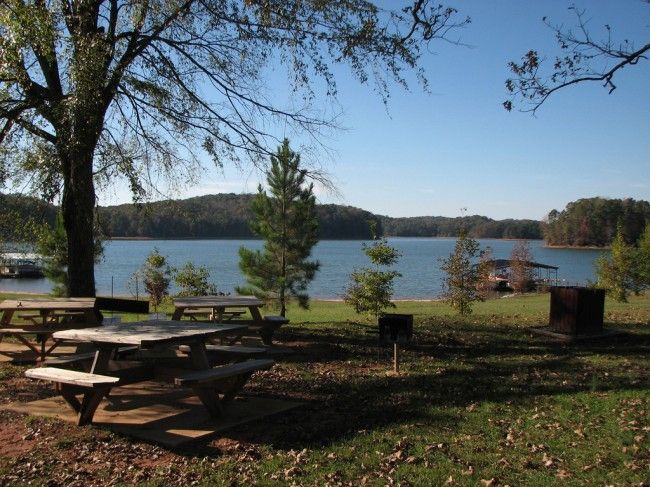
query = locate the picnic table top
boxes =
[53,320,247,347]
[172,295,264,308]
[0,298,96,311]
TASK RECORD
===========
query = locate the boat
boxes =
[0,252,45,278]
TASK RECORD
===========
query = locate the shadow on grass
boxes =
[172,320,649,454]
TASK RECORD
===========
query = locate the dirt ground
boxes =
[0,340,317,486]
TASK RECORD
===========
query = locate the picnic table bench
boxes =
[175,359,274,417]
[25,367,120,426]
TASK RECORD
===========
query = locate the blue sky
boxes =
[98,0,650,221]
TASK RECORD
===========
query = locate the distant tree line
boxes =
[1,193,381,240]
[8,193,646,245]
[380,215,542,240]
[544,197,650,247]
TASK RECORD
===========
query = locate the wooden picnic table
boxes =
[38,320,272,425]
[171,295,288,345]
[0,298,98,360]
[172,295,263,342]
[171,295,265,322]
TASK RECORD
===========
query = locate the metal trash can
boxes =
[549,286,605,335]
[378,314,413,343]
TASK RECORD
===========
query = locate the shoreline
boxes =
[0,290,444,302]
[544,244,610,250]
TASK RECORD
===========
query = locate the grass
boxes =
[0,291,648,485]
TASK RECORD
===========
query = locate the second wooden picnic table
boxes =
[0,298,98,360]
[171,295,264,322]
[171,295,288,345]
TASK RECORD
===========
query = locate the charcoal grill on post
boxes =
[549,286,605,335]
[378,314,413,342]
[378,314,413,373]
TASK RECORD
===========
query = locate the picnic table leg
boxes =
[194,371,256,418]
[11,334,42,357]
[58,384,112,426]
[188,342,210,369]
[77,387,111,426]
[57,347,115,425]
[171,307,185,320]
[220,372,253,405]
[247,305,276,344]
[1,310,15,326]
[248,305,263,323]
[192,387,224,418]
[187,341,224,416]
[89,346,113,374]
[42,339,61,361]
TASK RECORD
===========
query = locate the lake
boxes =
[0,238,606,298]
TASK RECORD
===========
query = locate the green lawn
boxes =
[0,292,648,485]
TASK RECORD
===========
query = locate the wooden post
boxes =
[393,343,399,374]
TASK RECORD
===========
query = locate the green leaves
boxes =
[345,235,401,320]
[239,140,320,316]
[595,225,649,302]
[134,248,172,311]
[363,238,401,267]
[174,261,218,297]
[439,229,481,315]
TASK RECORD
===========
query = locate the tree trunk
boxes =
[61,147,97,297]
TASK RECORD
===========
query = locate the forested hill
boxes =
[544,197,650,247]
[2,192,543,240]
[98,194,381,239]
[380,215,542,239]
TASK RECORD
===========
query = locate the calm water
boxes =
[1,238,606,298]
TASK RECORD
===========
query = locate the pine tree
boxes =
[440,229,481,315]
[238,140,320,316]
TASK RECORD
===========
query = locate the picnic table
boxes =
[0,298,98,360]
[25,320,273,425]
[171,296,288,345]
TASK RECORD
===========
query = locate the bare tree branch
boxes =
[504,6,649,113]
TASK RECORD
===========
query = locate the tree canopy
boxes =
[544,197,650,248]
[0,0,469,296]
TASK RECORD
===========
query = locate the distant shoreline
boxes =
[107,236,545,242]
[544,244,610,250]
[0,290,444,302]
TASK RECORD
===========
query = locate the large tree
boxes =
[0,1,468,296]
[238,139,319,316]
[505,4,649,113]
